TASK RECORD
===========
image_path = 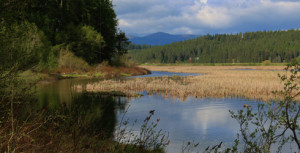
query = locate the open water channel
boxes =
[37,71,298,152]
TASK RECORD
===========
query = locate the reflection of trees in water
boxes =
[15,89,130,152]
[37,90,128,139]
[69,93,128,138]
[37,78,103,109]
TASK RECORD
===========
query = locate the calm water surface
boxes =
[36,71,297,152]
[127,71,200,78]
[117,92,261,152]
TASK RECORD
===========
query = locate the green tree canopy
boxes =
[1,0,122,65]
[129,30,300,64]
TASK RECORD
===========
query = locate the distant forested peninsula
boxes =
[129,30,300,64]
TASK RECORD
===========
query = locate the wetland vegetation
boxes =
[1,0,300,152]
[78,66,289,102]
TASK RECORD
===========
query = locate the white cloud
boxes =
[118,19,132,27]
[200,0,208,4]
[113,0,300,35]
[196,6,232,28]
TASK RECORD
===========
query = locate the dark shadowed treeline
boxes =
[0,0,128,67]
[129,30,300,63]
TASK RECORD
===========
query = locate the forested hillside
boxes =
[129,30,300,63]
[129,32,198,46]
[0,0,129,72]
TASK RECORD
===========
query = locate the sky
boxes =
[112,0,300,36]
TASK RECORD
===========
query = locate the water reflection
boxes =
[37,80,129,140]
[37,78,101,108]
[36,78,297,152]
[117,92,261,152]
[126,71,200,78]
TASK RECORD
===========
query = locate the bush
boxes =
[0,21,47,72]
[115,110,169,152]
[110,55,136,67]
[262,60,271,65]
[228,63,300,152]
[57,47,90,73]
[71,25,105,64]
[291,56,300,65]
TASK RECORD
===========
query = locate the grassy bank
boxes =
[22,46,151,83]
[74,65,293,102]
[141,63,287,66]
[20,65,151,84]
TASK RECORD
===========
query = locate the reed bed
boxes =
[141,65,286,74]
[74,66,297,102]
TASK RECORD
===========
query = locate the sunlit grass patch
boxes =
[75,66,293,102]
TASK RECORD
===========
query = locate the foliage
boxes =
[0,77,51,152]
[57,47,90,73]
[181,140,224,153]
[291,56,300,65]
[129,30,300,64]
[116,30,130,55]
[1,0,123,66]
[228,63,300,152]
[110,55,136,67]
[71,25,105,64]
[261,60,271,65]
[128,44,152,50]
[37,44,61,72]
[116,110,170,152]
[0,21,48,73]
[0,21,50,152]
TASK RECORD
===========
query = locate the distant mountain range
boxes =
[129,32,198,46]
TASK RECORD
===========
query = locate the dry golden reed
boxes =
[74,66,297,102]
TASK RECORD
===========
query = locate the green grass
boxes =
[120,73,132,77]
[19,70,55,83]
[93,72,103,77]
[140,62,287,66]
[61,73,89,78]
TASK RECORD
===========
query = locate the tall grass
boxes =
[74,66,292,102]
[141,63,287,66]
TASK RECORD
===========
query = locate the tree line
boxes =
[129,30,300,63]
[0,0,129,71]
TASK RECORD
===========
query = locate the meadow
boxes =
[73,65,295,102]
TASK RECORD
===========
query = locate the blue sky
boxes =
[113,0,300,36]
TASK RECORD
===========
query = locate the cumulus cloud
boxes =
[200,0,208,4]
[113,0,300,35]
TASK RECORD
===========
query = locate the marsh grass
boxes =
[75,66,296,102]
[141,63,287,67]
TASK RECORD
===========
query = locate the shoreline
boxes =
[21,66,152,85]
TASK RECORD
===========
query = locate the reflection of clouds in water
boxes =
[184,108,228,132]
[181,103,240,137]
[117,96,259,152]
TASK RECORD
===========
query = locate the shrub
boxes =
[110,55,136,67]
[115,110,169,152]
[262,60,271,65]
[228,63,300,152]
[0,21,47,72]
[71,25,105,64]
[57,47,90,73]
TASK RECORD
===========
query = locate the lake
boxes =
[126,71,200,78]
[36,71,298,152]
[116,92,262,152]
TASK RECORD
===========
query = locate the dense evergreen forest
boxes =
[129,30,300,63]
[0,0,129,72]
